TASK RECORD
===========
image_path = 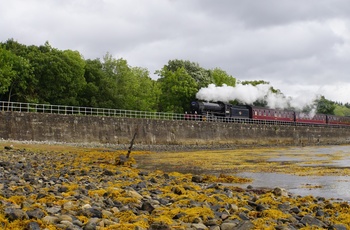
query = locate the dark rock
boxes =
[247,200,257,207]
[58,186,68,193]
[102,169,114,176]
[290,207,301,214]
[278,202,291,211]
[235,220,254,230]
[4,146,13,150]
[138,171,149,176]
[331,224,348,230]
[173,212,186,219]
[275,225,297,230]
[315,209,325,216]
[204,218,219,226]
[238,212,250,221]
[171,186,183,195]
[211,204,221,212]
[0,161,9,167]
[82,208,103,218]
[207,183,220,189]
[163,173,170,179]
[300,215,326,228]
[26,221,41,230]
[149,222,171,230]
[192,175,203,183]
[150,189,163,195]
[158,198,170,205]
[141,201,155,213]
[83,222,97,230]
[5,208,29,221]
[36,193,46,199]
[256,204,266,211]
[136,181,147,190]
[116,155,127,165]
[26,208,45,219]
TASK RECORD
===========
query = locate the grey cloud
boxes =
[1,0,350,103]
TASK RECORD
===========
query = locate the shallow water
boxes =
[135,145,350,201]
[236,145,350,201]
[234,172,350,201]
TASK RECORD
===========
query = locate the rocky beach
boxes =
[0,142,350,230]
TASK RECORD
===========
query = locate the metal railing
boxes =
[0,101,185,120]
[0,100,349,129]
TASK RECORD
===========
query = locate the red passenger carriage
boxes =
[294,112,327,124]
[327,115,350,126]
[250,107,295,122]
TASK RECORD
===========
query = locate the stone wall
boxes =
[1,111,350,148]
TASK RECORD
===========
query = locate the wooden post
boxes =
[126,127,138,158]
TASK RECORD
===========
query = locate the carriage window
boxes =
[255,111,257,116]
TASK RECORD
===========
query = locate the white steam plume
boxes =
[196,83,319,111]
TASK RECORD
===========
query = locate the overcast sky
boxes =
[1,0,350,104]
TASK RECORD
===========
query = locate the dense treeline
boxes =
[0,39,236,113]
[1,39,350,116]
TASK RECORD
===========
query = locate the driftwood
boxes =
[126,127,138,158]
[115,127,138,165]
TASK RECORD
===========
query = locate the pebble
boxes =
[0,146,350,229]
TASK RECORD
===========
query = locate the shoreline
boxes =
[0,143,350,229]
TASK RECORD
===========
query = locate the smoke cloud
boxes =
[196,83,319,111]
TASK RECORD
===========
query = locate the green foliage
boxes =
[316,96,336,115]
[101,54,160,111]
[240,80,270,86]
[0,44,36,102]
[211,68,236,87]
[0,47,16,94]
[157,66,198,113]
[163,59,213,89]
[334,104,350,116]
[1,38,349,116]
[30,43,86,105]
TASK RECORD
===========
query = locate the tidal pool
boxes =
[234,172,350,201]
[240,145,350,201]
[135,145,350,201]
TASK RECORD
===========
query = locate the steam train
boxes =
[187,101,350,126]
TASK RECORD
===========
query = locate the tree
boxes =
[316,96,336,115]
[0,48,15,95]
[240,80,270,86]
[0,46,36,102]
[79,58,107,107]
[163,59,213,89]
[157,66,198,113]
[131,67,160,111]
[334,105,350,116]
[211,68,236,87]
[28,42,86,105]
[101,53,159,111]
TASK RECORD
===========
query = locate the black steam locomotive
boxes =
[187,101,350,126]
